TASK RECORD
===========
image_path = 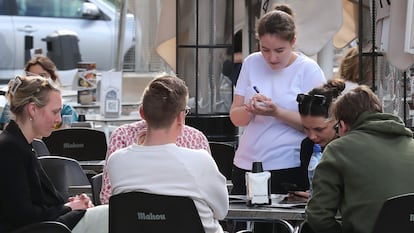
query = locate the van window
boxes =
[0,0,18,15]
[16,0,83,18]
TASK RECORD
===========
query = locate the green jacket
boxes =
[304,112,414,233]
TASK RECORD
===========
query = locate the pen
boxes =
[253,86,268,107]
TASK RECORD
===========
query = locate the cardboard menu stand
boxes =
[99,71,122,118]
[76,62,97,105]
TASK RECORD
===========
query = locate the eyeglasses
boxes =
[333,120,340,134]
[25,71,50,79]
[296,93,327,105]
[182,106,191,116]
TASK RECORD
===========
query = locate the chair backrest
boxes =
[38,155,91,200]
[91,172,103,205]
[70,122,93,128]
[209,142,236,180]
[372,193,414,233]
[11,221,71,233]
[109,192,205,233]
[42,128,107,161]
[32,139,50,156]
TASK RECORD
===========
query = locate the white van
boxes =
[0,0,139,83]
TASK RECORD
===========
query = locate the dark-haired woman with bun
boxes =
[296,79,345,197]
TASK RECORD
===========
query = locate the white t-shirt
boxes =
[107,143,228,233]
[234,52,326,171]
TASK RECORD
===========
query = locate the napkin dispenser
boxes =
[246,162,271,205]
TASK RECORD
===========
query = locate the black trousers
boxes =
[231,165,307,195]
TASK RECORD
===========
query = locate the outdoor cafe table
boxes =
[226,194,306,232]
[85,114,141,126]
[78,160,105,174]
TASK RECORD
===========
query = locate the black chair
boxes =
[91,172,103,205]
[298,222,316,233]
[372,193,414,233]
[32,138,50,156]
[42,128,107,161]
[209,142,236,180]
[71,121,93,128]
[109,192,205,233]
[10,221,71,233]
[38,155,91,200]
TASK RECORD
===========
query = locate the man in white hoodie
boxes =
[107,75,229,233]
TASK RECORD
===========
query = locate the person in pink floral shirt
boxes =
[100,120,211,204]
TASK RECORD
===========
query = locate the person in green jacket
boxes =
[303,85,414,233]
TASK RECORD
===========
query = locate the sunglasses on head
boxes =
[296,93,327,106]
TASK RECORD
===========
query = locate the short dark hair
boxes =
[142,75,188,129]
[330,85,382,125]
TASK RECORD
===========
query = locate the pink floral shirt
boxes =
[100,121,211,204]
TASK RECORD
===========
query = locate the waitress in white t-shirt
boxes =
[229,4,326,195]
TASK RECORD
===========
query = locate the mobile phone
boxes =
[281,182,303,192]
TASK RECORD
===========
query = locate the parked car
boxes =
[0,0,139,83]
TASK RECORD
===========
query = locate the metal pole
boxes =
[403,71,407,125]
[115,0,128,71]
[358,0,363,89]
[317,40,334,80]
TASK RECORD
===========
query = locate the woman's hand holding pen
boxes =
[248,96,275,114]
[247,86,302,129]
[247,86,278,116]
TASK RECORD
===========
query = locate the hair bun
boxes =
[327,79,345,97]
[274,4,293,16]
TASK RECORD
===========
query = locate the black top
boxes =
[0,121,83,232]
[300,137,326,190]
[222,60,242,85]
